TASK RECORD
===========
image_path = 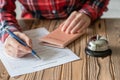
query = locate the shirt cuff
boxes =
[79,4,98,21]
[0,26,20,43]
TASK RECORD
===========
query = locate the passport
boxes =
[40,27,84,48]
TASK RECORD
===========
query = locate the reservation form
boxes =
[0,28,80,77]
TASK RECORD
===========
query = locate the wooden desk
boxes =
[0,19,120,80]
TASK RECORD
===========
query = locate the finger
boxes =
[14,32,32,47]
[77,30,86,36]
[71,20,85,34]
[79,22,89,32]
[4,48,14,57]
[65,16,82,34]
[4,44,20,58]
[4,43,12,52]
[18,33,32,47]
[61,11,77,32]
[4,37,15,57]
[5,43,30,58]
[59,22,64,28]
[59,22,65,31]
[9,37,31,53]
[15,50,29,58]
[4,43,12,56]
[77,22,89,33]
[4,38,14,54]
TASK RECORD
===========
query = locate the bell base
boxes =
[85,48,112,57]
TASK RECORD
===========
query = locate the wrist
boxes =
[2,29,20,43]
[79,10,92,22]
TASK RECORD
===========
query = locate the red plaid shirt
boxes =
[0,0,109,42]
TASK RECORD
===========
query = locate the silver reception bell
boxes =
[85,35,112,57]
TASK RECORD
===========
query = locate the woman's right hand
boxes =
[4,31,32,58]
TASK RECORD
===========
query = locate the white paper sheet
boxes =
[0,28,80,77]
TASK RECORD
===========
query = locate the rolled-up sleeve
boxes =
[79,0,109,21]
[0,0,22,42]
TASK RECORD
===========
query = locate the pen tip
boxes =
[34,54,41,60]
[31,50,41,59]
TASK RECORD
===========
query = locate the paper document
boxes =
[0,28,80,77]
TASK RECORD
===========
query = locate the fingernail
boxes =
[28,41,32,47]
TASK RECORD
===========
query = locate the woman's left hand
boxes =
[61,11,91,34]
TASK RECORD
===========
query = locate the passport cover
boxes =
[40,27,84,48]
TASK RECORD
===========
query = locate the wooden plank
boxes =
[0,61,10,80]
[41,66,62,80]
[9,71,43,80]
[106,19,120,80]
[61,63,72,80]
[48,20,58,32]
[31,19,51,30]
[71,30,88,80]
[9,73,36,80]
[95,20,113,80]
[17,19,34,31]
[86,20,113,80]
[34,71,43,80]
[85,22,99,80]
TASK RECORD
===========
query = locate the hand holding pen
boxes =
[1,21,40,59]
[4,31,33,58]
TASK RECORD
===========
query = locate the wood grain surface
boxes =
[0,19,120,80]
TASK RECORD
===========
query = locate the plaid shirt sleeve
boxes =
[0,0,109,43]
[79,0,109,21]
[0,0,21,43]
